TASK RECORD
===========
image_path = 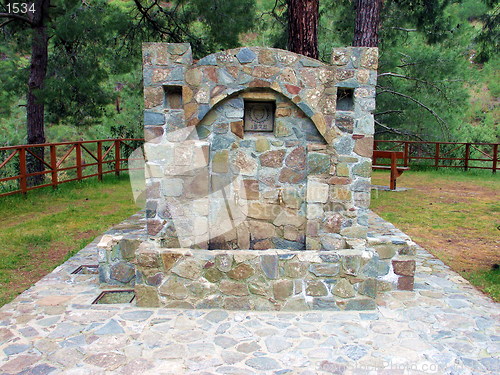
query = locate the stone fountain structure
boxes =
[98,44,417,310]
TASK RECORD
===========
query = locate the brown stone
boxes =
[137,249,160,268]
[184,102,198,120]
[333,279,355,298]
[144,126,164,142]
[161,253,182,271]
[335,69,355,81]
[241,179,259,200]
[184,172,209,198]
[159,277,188,299]
[273,280,293,301]
[323,213,343,233]
[253,239,273,250]
[224,297,251,310]
[135,285,160,307]
[230,120,244,139]
[354,136,374,158]
[285,147,306,170]
[327,177,351,185]
[397,276,414,291]
[220,280,249,296]
[260,150,285,168]
[249,79,271,88]
[248,220,276,240]
[259,49,276,65]
[392,260,416,276]
[144,87,163,109]
[285,84,301,94]
[248,203,279,221]
[227,264,255,280]
[279,168,306,184]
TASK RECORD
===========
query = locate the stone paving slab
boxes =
[0,212,498,375]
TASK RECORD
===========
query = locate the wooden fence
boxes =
[374,140,498,172]
[0,139,143,197]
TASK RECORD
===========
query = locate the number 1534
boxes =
[6,3,36,14]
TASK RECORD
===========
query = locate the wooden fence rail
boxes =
[0,139,143,197]
[374,140,498,173]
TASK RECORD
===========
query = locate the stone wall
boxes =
[142,44,378,250]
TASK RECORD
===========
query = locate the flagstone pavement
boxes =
[0,212,498,375]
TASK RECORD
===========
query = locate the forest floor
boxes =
[0,175,138,307]
[371,169,500,301]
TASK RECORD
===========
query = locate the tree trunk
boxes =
[287,0,319,59]
[353,0,382,47]
[26,0,50,186]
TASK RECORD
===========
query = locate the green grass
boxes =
[371,169,500,301]
[0,174,138,306]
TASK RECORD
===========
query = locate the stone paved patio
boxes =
[0,212,498,375]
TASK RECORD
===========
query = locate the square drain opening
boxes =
[71,265,98,274]
[92,290,135,304]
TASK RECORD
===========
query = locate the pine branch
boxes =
[376,86,450,135]
[375,110,404,116]
[374,119,424,140]
[378,72,445,95]
[0,12,34,26]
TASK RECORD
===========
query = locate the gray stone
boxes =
[307,153,330,174]
[342,255,361,276]
[245,357,280,371]
[343,344,368,360]
[236,48,257,64]
[216,254,234,272]
[171,258,202,280]
[144,111,165,126]
[344,298,377,311]
[272,237,305,250]
[215,336,238,349]
[119,311,153,322]
[205,311,229,323]
[312,298,340,311]
[3,344,31,356]
[94,319,124,335]
[260,255,279,279]
[110,261,135,284]
[305,281,328,296]
[264,336,292,353]
[358,279,377,298]
[18,364,57,375]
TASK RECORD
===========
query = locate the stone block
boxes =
[204,267,224,283]
[333,279,355,298]
[343,298,377,311]
[284,262,308,278]
[353,136,373,158]
[248,221,276,240]
[279,168,306,184]
[220,280,249,296]
[230,120,244,139]
[342,255,361,276]
[392,259,416,276]
[159,277,188,300]
[307,180,329,203]
[273,280,293,301]
[313,298,341,311]
[212,150,229,173]
[260,255,279,279]
[227,264,255,280]
[241,179,259,200]
[215,254,234,272]
[352,161,372,178]
[110,262,135,284]
[374,244,397,259]
[307,153,330,174]
[171,258,202,280]
[305,280,328,296]
[273,211,305,228]
[255,137,270,152]
[309,263,341,277]
[224,297,251,310]
[358,278,377,298]
[397,276,414,291]
[260,150,285,168]
[135,285,160,307]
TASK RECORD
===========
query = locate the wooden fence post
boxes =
[76,143,83,180]
[114,140,121,176]
[372,140,378,165]
[435,143,440,168]
[50,145,57,189]
[97,141,103,181]
[464,143,470,171]
[404,142,409,167]
[19,147,27,195]
[493,144,498,174]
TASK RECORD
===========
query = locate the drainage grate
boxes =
[71,265,98,274]
[92,290,135,304]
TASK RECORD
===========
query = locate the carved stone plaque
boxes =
[244,102,274,132]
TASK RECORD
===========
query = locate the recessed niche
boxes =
[244,101,275,132]
[163,86,183,109]
[92,290,135,304]
[336,88,354,111]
